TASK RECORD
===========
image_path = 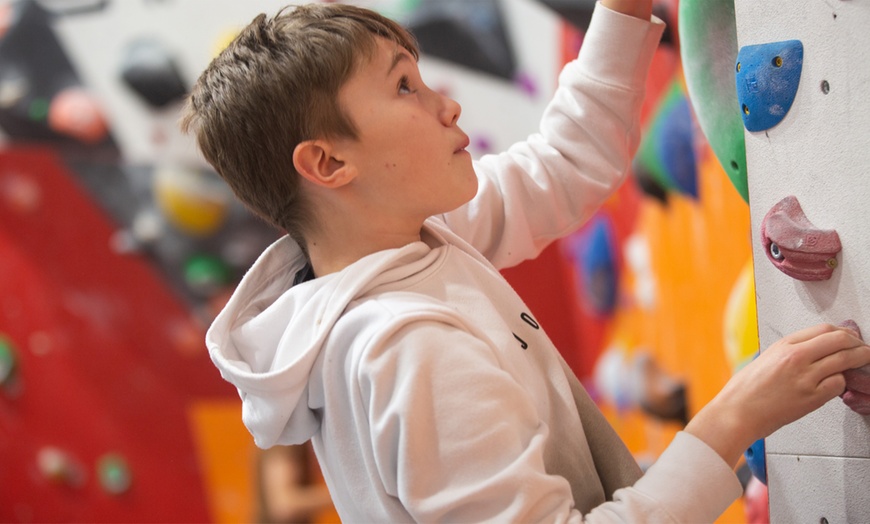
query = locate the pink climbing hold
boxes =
[839,320,870,415]
[760,195,841,281]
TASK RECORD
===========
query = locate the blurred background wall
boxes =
[0,0,760,521]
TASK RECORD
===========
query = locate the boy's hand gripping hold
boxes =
[686,323,870,468]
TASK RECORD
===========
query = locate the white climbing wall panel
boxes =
[734,1,870,522]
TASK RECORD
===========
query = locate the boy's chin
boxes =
[443,193,476,215]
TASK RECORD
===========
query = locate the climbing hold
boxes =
[37,447,86,487]
[679,0,749,202]
[211,29,239,58]
[0,69,28,109]
[47,87,109,144]
[471,134,494,156]
[636,80,698,199]
[838,320,870,415]
[405,0,516,80]
[655,89,698,198]
[744,476,769,523]
[184,254,231,297]
[630,352,688,425]
[744,438,767,484]
[513,70,538,98]
[0,0,90,142]
[0,171,41,213]
[623,233,657,310]
[840,319,862,340]
[119,38,187,108]
[97,453,132,495]
[760,195,841,281]
[28,97,49,121]
[0,2,12,39]
[153,165,231,237]
[631,161,669,205]
[841,366,870,416]
[0,335,18,388]
[593,345,633,411]
[735,40,804,132]
[723,259,759,373]
[566,215,618,316]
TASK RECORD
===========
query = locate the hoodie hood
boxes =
[206,230,447,448]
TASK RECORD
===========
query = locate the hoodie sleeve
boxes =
[359,319,741,523]
[441,2,665,270]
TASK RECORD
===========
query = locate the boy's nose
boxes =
[439,94,461,126]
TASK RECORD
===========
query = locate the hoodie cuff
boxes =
[570,1,666,91]
[632,431,744,522]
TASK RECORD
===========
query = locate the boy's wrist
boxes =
[684,397,754,469]
[599,0,653,20]
[574,0,665,91]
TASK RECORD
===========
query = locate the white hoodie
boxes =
[207,4,742,522]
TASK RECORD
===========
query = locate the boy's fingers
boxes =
[814,344,870,381]
[795,329,865,363]
[783,323,839,344]
[816,373,848,400]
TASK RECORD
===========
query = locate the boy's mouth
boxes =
[454,136,470,154]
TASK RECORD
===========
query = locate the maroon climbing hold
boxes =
[760,195,841,281]
[839,320,870,416]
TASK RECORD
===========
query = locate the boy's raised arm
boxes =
[441,2,664,269]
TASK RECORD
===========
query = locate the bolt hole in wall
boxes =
[821,80,830,94]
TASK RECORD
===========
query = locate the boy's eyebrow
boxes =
[387,50,411,76]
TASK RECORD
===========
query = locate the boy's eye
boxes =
[398,75,415,94]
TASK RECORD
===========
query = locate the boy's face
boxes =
[333,37,478,229]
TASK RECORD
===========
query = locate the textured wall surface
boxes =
[735,1,870,522]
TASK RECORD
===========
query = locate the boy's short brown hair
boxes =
[180,3,419,250]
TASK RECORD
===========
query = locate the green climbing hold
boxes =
[679,0,749,203]
[0,336,18,386]
[97,453,132,495]
[184,254,231,296]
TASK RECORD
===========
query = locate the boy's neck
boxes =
[304,223,426,277]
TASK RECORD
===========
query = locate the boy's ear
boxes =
[293,139,355,188]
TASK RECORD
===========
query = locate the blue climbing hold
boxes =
[636,80,698,199]
[656,95,698,198]
[567,215,618,316]
[735,40,803,132]
[744,438,767,485]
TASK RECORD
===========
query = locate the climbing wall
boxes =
[734,1,870,522]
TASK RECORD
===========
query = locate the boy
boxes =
[181,1,870,521]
